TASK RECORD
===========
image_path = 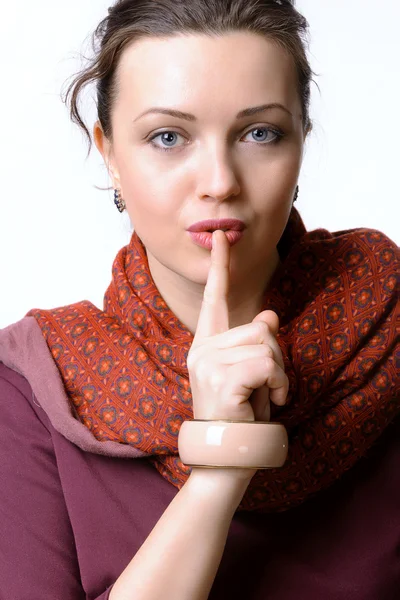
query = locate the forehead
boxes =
[115,32,300,116]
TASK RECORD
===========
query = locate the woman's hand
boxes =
[187,229,289,423]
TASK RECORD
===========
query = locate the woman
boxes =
[0,1,398,599]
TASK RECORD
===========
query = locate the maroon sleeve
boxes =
[0,365,114,599]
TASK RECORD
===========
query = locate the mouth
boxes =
[187,218,246,233]
[188,229,244,250]
[204,227,230,233]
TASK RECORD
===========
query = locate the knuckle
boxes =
[264,356,275,369]
[262,345,274,359]
[187,349,204,373]
[256,320,270,338]
[189,354,225,393]
[186,349,198,370]
[194,358,209,381]
[209,370,224,393]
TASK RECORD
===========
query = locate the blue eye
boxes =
[243,127,282,144]
[150,131,182,151]
[148,126,284,153]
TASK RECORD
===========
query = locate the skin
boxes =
[94,32,310,334]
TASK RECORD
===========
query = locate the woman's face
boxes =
[95,31,307,302]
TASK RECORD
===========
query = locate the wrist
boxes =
[187,467,256,507]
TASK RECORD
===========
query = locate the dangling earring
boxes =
[293,185,299,203]
[114,188,126,213]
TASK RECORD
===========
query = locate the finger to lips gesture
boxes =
[187,229,289,423]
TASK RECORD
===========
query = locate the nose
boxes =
[195,146,241,202]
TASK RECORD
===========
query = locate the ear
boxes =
[93,120,121,189]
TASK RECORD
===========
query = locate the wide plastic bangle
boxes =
[178,419,288,469]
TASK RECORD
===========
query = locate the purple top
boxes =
[0,356,399,598]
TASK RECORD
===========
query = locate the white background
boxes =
[0,0,399,329]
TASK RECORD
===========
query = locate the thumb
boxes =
[251,310,284,416]
[252,309,280,337]
[249,386,271,422]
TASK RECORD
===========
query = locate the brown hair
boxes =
[62,0,318,161]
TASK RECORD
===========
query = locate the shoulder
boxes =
[0,316,57,430]
[0,360,53,434]
[292,225,399,305]
[0,360,31,394]
[302,225,399,265]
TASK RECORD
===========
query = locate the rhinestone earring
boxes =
[293,185,299,203]
[114,188,126,213]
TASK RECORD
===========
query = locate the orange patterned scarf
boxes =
[26,207,399,512]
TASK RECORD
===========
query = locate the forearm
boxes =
[109,469,254,600]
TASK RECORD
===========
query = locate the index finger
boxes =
[193,229,231,342]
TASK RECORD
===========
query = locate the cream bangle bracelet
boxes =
[178,419,288,469]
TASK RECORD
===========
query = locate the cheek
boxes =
[250,174,297,231]
[275,145,303,179]
[116,150,188,218]
[118,170,180,221]
[252,145,302,195]
[252,174,298,212]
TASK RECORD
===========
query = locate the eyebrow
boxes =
[133,102,293,123]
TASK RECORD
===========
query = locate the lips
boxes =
[187,218,245,233]
[188,230,244,249]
